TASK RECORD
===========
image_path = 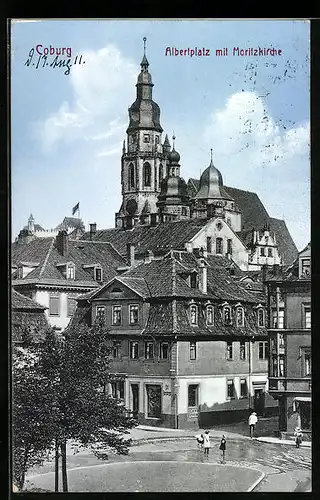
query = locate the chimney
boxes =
[144,249,154,264]
[150,213,157,227]
[198,259,207,294]
[262,264,268,282]
[56,230,68,257]
[126,243,135,267]
[273,264,280,275]
[89,222,97,240]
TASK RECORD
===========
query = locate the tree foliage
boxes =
[12,322,137,490]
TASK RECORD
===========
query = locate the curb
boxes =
[254,437,312,448]
[246,472,265,492]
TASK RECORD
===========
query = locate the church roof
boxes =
[187,179,298,265]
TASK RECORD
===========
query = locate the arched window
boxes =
[223,306,232,325]
[216,237,223,254]
[206,305,214,325]
[258,308,265,327]
[159,164,163,186]
[236,307,244,327]
[143,162,151,187]
[189,304,198,325]
[128,163,135,189]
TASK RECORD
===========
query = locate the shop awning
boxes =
[293,397,311,402]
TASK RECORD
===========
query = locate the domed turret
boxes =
[194,150,233,201]
[158,176,189,205]
[167,147,180,164]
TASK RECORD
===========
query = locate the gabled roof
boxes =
[55,217,85,230]
[80,219,207,256]
[12,289,47,310]
[187,179,298,265]
[11,237,127,287]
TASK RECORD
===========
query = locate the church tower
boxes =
[115,38,170,228]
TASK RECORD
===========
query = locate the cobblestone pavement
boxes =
[26,435,311,492]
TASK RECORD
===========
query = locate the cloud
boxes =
[203,91,310,249]
[36,44,138,152]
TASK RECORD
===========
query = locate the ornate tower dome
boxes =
[194,150,233,202]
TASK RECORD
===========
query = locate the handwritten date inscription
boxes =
[24,48,85,76]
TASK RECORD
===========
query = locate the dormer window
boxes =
[236,307,244,327]
[258,308,265,327]
[300,258,311,278]
[67,263,75,280]
[206,305,214,326]
[223,305,232,325]
[94,266,103,282]
[189,304,198,325]
[143,134,150,143]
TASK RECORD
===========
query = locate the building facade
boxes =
[265,243,311,437]
[72,249,278,428]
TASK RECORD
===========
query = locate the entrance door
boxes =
[131,384,139,417]
[146,384,162,418]
[254,389,265,415]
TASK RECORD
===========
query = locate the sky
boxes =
[11,19,310,250]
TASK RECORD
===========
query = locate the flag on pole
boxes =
[72,202,79,216]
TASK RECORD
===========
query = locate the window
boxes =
[236,307,244,327]
[188,384,199,407]
[240,379,247,398]
[129,304,139,325]
[259,341,268,360]
[130,341,139,359]
[268,248,273,257]
[206,305,214,325]
[49,296,60,316]
[96,306,105,322]
[67,297,77,317]
[272,308,284,329]
[160,342,169,359]
[304,306,311,329]
[94,267,103,282]
[112,341,121,359]
[258,308,265,327]
[272,356,278,377]
[304,350,311,377]
[260,247,265,256]
[145,342,154,359]
[67,264,75,279]
[128,163,135,189]
[190,305,198,325]
[155,135,159,145]
[227,380,235,399]
[206,236,212,253]
[111,381,124,400]
[181,207,187,216]
[224,306,232,325]
[301,258,311,277]
[159,164,163,186]
[112,305,122,325]
[146,384,161,418]
[226,341,233,360]
[216,237,223,254]
[279,354,285,377]
[190,341,197,360]
[143,134,150,143]
[190,273,197,289]
[240,340,246,360]
[143,162,151,187]
[227,239,232,255]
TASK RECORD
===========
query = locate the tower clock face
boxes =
[126,199,138,215]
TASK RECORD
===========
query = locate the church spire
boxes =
[140,37,149,71]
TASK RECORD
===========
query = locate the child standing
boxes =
[294,427,303,448]
[203,430,210,455]
[219,435,226,464]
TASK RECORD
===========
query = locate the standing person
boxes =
[219,435,227,464]
[248,411,258,438]
[203,430,210,455]
[196,433,204,450]
[294,427,303,448]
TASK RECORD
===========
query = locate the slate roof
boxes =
[187,179,298,265]
[11,237,127,288]
[81,219,207,257]
[11,290,49,343]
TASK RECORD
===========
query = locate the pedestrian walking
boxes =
[196,433,204,450]
[294,426,303,448]
[203,430,210,455]
[219,435,226,464]
[248,411,258,438]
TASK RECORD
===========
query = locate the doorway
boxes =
[131,384,139,418]
[254,389,265,415]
